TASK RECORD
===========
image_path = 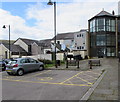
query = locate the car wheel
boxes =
[17,69,24,76]
[39,65,44,71]
[7,72,12,75]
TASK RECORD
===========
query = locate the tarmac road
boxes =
[2,69,102,100]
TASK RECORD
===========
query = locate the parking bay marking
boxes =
[1,70,100,87]
[76,77,93,85]
[17,70,52,80]
[60,71,83,84]
[37,77,53,81]
[2,78,91,87]
[81,73,97,79]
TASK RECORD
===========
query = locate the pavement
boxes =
[88,58,119,100]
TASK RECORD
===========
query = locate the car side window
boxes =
[20,59,29,63]
[29,59,36,63]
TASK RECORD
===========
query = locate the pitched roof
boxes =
[89,10,116,21]
[18,38,39,45]
[95,10,114,17]
[52,32,74,40]
[39,39,52,49]
[3,44,26,52]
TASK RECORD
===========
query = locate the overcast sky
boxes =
[0,0,119,40]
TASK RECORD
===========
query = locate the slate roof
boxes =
[89,10,116,21]
[19,38,39,45]
[95,10,114,17]
[39,39,52,49]
[3,43,26,52]
[17,38,52,49]
[52,32,75,40]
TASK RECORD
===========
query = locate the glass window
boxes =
[107,48,116,56]
[29,59,36,63]
[107,34,116,46]
[96,35,106,46]
[90,34,96,46]
[20,59,29,63]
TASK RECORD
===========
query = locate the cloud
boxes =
[0,8,53,40]
[0,1,118,40]
[26,1,118,33]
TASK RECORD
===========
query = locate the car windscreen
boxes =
[8,60,17,64]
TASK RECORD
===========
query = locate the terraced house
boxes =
[88,10,120,57]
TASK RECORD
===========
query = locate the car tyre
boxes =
[17,69,24,76]
[39,65,44,71]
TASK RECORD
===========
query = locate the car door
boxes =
[20,58,32,72]
[29,58,39,71]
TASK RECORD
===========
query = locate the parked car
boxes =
[0,60,6,71]
[3,59,12,64]
[6,58,44,76]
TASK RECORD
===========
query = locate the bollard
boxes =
[66,60,68,68]
[90,60,92,69]
[77,60,79,69]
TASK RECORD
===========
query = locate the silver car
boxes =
[6,58,44,76]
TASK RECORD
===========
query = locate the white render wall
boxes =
[22,54,52,60]
[74,31,88,51]
[0,44,11,59]
[14,39,28,52]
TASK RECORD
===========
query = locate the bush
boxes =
[38,59,53,64]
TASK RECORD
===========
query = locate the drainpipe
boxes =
[116,17,118,57]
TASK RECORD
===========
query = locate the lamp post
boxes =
[3,25,11,59]
[47,0,57,68]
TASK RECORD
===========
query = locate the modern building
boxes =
[73,29,88,58]
[88,10,120,57]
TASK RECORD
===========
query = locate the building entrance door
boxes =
[97,48,106,58]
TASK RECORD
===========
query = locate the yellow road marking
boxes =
[76,77,93,85]
[37,77,53,81]
[18,70,52,80]
[82,73,97,79]
[60,71,83,84]
[2,78,91,87]
[87,71,100,75]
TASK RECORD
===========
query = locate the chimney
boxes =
[112,10,115,15]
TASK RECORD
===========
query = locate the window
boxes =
[90,18,116,33]
[82,46,84,49]
[90,34,96,46]
[97,18,105,31]
[29,59,36,63]
[106,34,116,46]
[96,34,106,46]
[57,41,60,44]
[20,59,29,63]
[107,48,116,56]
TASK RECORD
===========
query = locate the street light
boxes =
[47,0,57,68]
[3,25,11,59]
